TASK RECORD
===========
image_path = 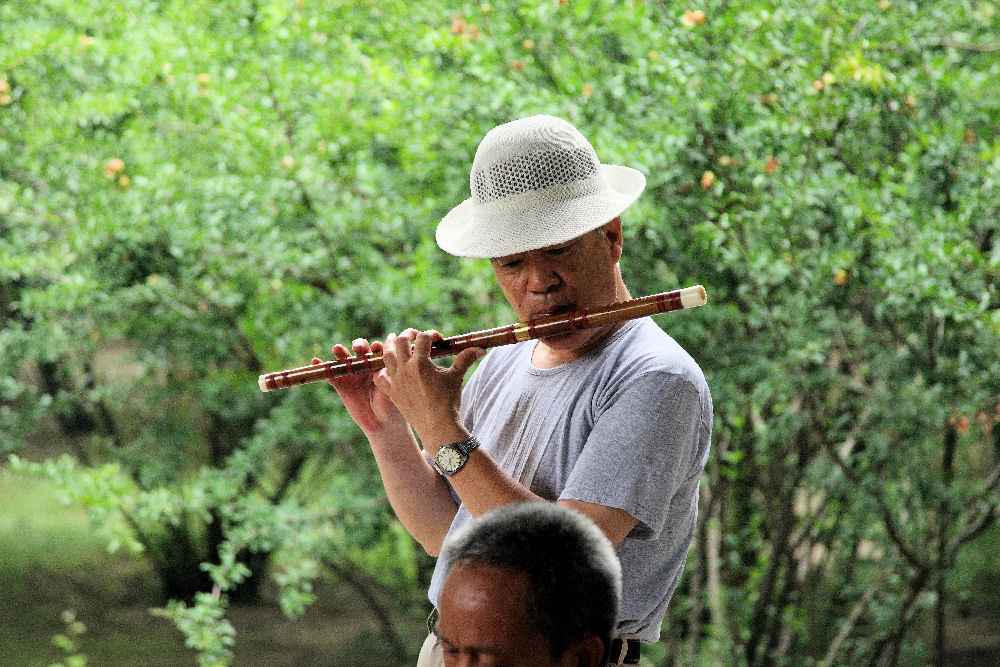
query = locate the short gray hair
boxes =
[442,502,622,663]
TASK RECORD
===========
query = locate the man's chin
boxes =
[537,330,593,350]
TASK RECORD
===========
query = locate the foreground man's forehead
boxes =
[438,564,554,665]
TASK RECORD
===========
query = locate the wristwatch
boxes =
[432,436,480,476]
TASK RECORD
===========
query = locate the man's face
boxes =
[490,219,624,353]
[437,564,559,667]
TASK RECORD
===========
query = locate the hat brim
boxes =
[436,164,645,259]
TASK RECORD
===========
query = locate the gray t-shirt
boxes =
[427,317,712,641]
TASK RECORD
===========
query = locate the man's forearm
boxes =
[367,427,459,556]
[418,423,545,519]
[418,423,637,547]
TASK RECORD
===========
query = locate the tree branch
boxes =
[0,163,50,192]
[820,584,876,666]
[930,38,1000,53]
[950,459,1000,549]
[870,569,931,666]
[319,557,409,664]
[823,406,927,572]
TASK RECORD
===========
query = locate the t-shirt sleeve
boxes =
[559,371,706,541]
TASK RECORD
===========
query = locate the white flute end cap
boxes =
[680,285,707,309]
[258,375,270,392]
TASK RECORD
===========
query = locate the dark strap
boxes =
[426,607,440,637]
[608,637,641,665]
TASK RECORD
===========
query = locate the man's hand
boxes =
[313,338,407,436]
[373,329,484,447]
[315,334,466,556]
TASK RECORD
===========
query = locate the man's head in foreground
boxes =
[436,502,622,667]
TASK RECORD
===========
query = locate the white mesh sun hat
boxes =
[435,115,646,258]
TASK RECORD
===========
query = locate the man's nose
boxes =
[525,262,559,293]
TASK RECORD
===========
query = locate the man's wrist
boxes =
[365,419,416,448]
[420,424,471,456]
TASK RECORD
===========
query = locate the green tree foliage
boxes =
[2,1,998,664]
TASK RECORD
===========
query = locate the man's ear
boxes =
[602,217,623,246]
[558,635,607,667]
[600,217,624,265]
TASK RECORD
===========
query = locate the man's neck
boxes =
[530,321,628,369]
[530,280,631,369]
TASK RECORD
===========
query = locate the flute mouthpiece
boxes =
[680,285,707,309]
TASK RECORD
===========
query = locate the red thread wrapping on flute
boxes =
[580,309,590,329]
[362,354,372,373]
[529,319,537,339]
[282,371,290,387]
[266,374,277,391]
[568,311,579,330]
[668,290,682,311]
[325,362,336,382]
[507,324,517,344]
[345,358,353,375]
[465,333,474,348]
[656,293,667,313]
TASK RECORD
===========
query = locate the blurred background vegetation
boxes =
[2,0,999,665]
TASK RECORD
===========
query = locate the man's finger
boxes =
[393,331,413,363]
[383,334,399,371]
[449,348,486,378]
[351,338,371,355]
[372,369,392,395]
[413,330,438,357]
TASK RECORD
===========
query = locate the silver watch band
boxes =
[451,435,480,455]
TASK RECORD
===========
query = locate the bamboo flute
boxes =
[258,285,707,392]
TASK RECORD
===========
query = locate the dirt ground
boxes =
[0,554,426,666]
[944,614,1000,667]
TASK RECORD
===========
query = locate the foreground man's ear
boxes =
[559,635,607,667]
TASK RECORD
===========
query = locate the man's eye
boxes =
[547,243,575,255]
[500,259,522,269]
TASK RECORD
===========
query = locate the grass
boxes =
[0,466,191,665]
[0,466,426,666]
[0,466,110,573]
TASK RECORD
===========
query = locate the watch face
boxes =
[436,446,465,473]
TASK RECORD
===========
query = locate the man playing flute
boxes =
[317,115,713,666]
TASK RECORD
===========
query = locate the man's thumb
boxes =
[449,348,486,376]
